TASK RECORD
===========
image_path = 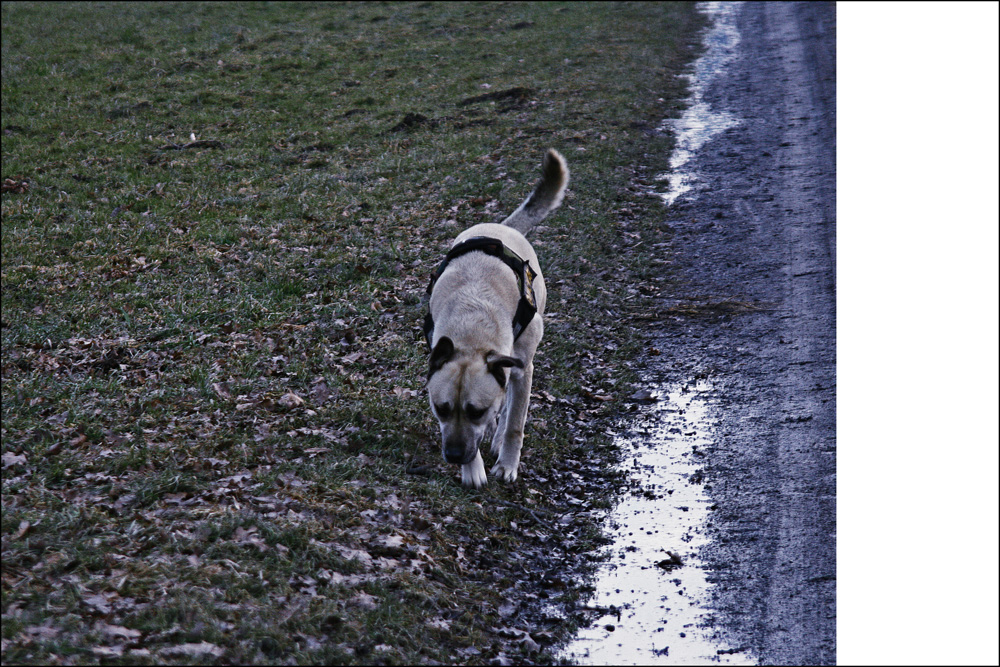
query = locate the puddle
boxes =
[656,1,742,206]
[560,382,752,664]
[559,5,750,663]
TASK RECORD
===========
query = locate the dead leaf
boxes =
[234,526,268,552]
[303,447,331,456]
[279,391,304,408]
[371,533,405,557]
[218,472,251,487]
[655,550,684,570]
[23,623,60,640]
[82,592,114,615]
[335,546,373,570]
[629,388,659,402]
[392,385,419,399]
[91,645,125,657]
[491,626,525,639]
[519,634,541,653]
[2,452,27,468]
[491,626,540,652]
[2,177,29,193]
[532,630,555,645]
[12,520,32,541]
[324,571,368,587]
[310,378,332,404]
[277,471,311,488]
[159,642,224,658]
[346,591,379,610]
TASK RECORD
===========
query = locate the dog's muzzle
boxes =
[444,442,474,465]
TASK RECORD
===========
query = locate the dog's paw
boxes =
[461,452,488,489]
[490,458,520,484]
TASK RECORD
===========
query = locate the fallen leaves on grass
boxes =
[1,2,709,663]
[2,177,30,193]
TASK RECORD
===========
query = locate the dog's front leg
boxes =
[485,400,506,454]
[489,399,509,458]
[490,361,533,483]
[461,449,488,489]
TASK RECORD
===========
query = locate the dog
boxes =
[424,149,568,488]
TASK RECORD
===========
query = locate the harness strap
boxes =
[424,236,538,350]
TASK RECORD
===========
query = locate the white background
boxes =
[838,2,999,665]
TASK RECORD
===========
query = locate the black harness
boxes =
[423,236,538,350]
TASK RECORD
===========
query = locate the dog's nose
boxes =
[444,445,464,464]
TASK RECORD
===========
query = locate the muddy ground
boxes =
[548,2,836,665]
[638,2,836,664]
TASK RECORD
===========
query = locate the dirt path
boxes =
[648,2,836,664]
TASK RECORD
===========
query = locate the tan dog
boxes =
[424,149,568,488]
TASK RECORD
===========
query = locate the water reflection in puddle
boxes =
[656,1,742,206]
[561,382,750,665]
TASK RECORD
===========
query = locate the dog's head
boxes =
[426,336,523,465]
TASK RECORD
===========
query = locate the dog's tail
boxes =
[501,148,569,235]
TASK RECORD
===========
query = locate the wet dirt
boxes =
[559,1,836,665]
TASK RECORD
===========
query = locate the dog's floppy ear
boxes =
[486,352,524,388]
[428,336,455,379]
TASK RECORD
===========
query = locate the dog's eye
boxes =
[435,403,452,419]
[465,405,486,421]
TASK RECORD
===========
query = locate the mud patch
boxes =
[662,296,769,319]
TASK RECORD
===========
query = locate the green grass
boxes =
[2,1,706,664]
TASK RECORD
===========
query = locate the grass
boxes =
[2,1,707,664]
